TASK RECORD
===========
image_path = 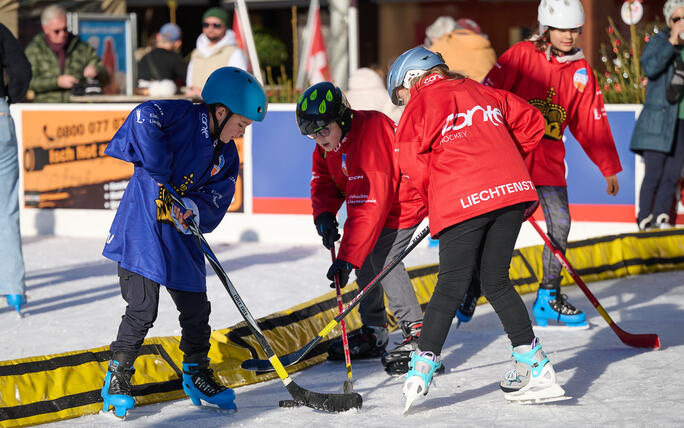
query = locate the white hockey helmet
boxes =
[538,0,585,31]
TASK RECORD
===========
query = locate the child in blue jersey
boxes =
[100,67,267,418]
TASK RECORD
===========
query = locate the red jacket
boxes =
[396,75,544,237]
[484,41,622,186]
[311,109,426,268]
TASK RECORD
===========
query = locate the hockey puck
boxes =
[278,399,301,408]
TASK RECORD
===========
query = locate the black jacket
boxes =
[0,23,31,104]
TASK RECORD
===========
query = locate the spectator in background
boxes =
[345,67,403,122]
[0,23,30,315]
[25,5,108,103]
[425,16,496,82]
[186,7,248,98]
[137,23,186,96]
[630,0,684,230]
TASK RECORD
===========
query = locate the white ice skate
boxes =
[500,338,568,404]
[401,350,441,414]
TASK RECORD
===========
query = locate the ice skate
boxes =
[182,357,236,411]
[402,350,441,413]
[533,287,588,329]
[382,321,421,375]
[500,337,567,404]
[5,294,24,316]
[101,354,136,418]
[328,325,388,360]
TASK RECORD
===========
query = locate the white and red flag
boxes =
[296,0,331,89]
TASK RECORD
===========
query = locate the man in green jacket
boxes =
[25,5,108,103]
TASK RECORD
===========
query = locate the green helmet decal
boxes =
[310,89,317,100]
[295,82,352,138]
[301,98,308,111]
[318,101,326,114]
[326,90,333,102]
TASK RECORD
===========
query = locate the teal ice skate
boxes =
[500,337,567,404]
[402,350,441,413]
[101,354,136,418]
[182,358,236,410]
[6,294,24,315]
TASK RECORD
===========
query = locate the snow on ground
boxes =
[2,236,683,427]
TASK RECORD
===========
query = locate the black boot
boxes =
[381,320,426,375]
[327,324,389,360]
[101,351,136,417]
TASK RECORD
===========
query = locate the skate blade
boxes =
[99,409,127,421]
[506,395,571,405]
[402,379,427,414]
[535,322,590,331]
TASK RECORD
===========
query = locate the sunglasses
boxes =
[203,22,224,29]
[306,126,331,139]
[672,16,684,23]
[52,27,68,35]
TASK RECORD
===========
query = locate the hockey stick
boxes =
[330,246,354,394]
[528,216,660,349]
[241,225,430,372]
[164,186,362,411]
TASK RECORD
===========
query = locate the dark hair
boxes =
[530,30,551,52]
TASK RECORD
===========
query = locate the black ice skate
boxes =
[327,325,388,360]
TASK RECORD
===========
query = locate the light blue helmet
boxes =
[386,47,446,105]
[201,67,268,121]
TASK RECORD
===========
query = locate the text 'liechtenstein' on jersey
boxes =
[102,100,239,292]
[396,74,544,238]
[483,41,622,186]
[311,110,426,268]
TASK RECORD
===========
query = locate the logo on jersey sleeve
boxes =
[211,155,225,176]
[528,88,567,141]
[341,153,348,177]
[572,68,588,92]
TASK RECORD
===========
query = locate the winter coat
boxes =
[186,31,248,91]
[103,100,239,292]
[396,74,543,238]
[484,41,622,186]
[345,68,404,123]
[0,23,31,103]
[428,29,497,82]
[25,33,108,103]
[630,29,680,155]
[311,110,426,268]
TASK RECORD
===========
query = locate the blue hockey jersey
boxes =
[102,100,238,292]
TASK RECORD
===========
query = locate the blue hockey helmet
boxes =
[201,67,268,122]
[386,46,446,105]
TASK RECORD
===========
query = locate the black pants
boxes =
[638,119,684,223]
[418,203,534,355]
[110,265,212,358]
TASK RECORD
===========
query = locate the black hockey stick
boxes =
[528,217,660,349]
[241,225,430,372]
[164,186,362,412]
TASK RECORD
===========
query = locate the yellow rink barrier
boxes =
[1,228,683,427]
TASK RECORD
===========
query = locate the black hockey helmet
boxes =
[296,82,353,138]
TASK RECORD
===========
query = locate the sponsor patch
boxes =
[573,68,588,92]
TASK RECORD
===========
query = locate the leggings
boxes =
[418,203,534,355]
[537,185,571,286]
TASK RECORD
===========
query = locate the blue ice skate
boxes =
[533,288,587,328]
[6,294,24,315]
[402,350,441,413]
[182,359,236,410]
[101,359,136,418]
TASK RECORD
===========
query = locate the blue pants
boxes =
[0,100,25,296]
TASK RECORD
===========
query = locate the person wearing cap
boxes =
[186,7,248,98]
[99,67,267,418]
[386,46,564,411]
[483,0,622,329]
[630,0,684,232]
[424,16,496,82]
[137,23,186,94]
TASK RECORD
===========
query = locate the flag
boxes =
[296,0,331,89]
[233,10,246,52]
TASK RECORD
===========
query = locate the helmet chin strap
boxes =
[208,104,233,143]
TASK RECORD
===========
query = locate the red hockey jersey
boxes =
[311,109,426,267]
[484,41,622,186]
[396,74,544,237]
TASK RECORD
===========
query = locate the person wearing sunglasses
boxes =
[483,0,622,329]
[630,0,684,231]
[296,82,427,374]
[186,7,248,99]
[24,5,108,103]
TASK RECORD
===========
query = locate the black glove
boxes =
[314,212,340,249]
[327,259,353,288]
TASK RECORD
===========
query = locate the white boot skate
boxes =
[500,338,568,404]
[401,350,441,413]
